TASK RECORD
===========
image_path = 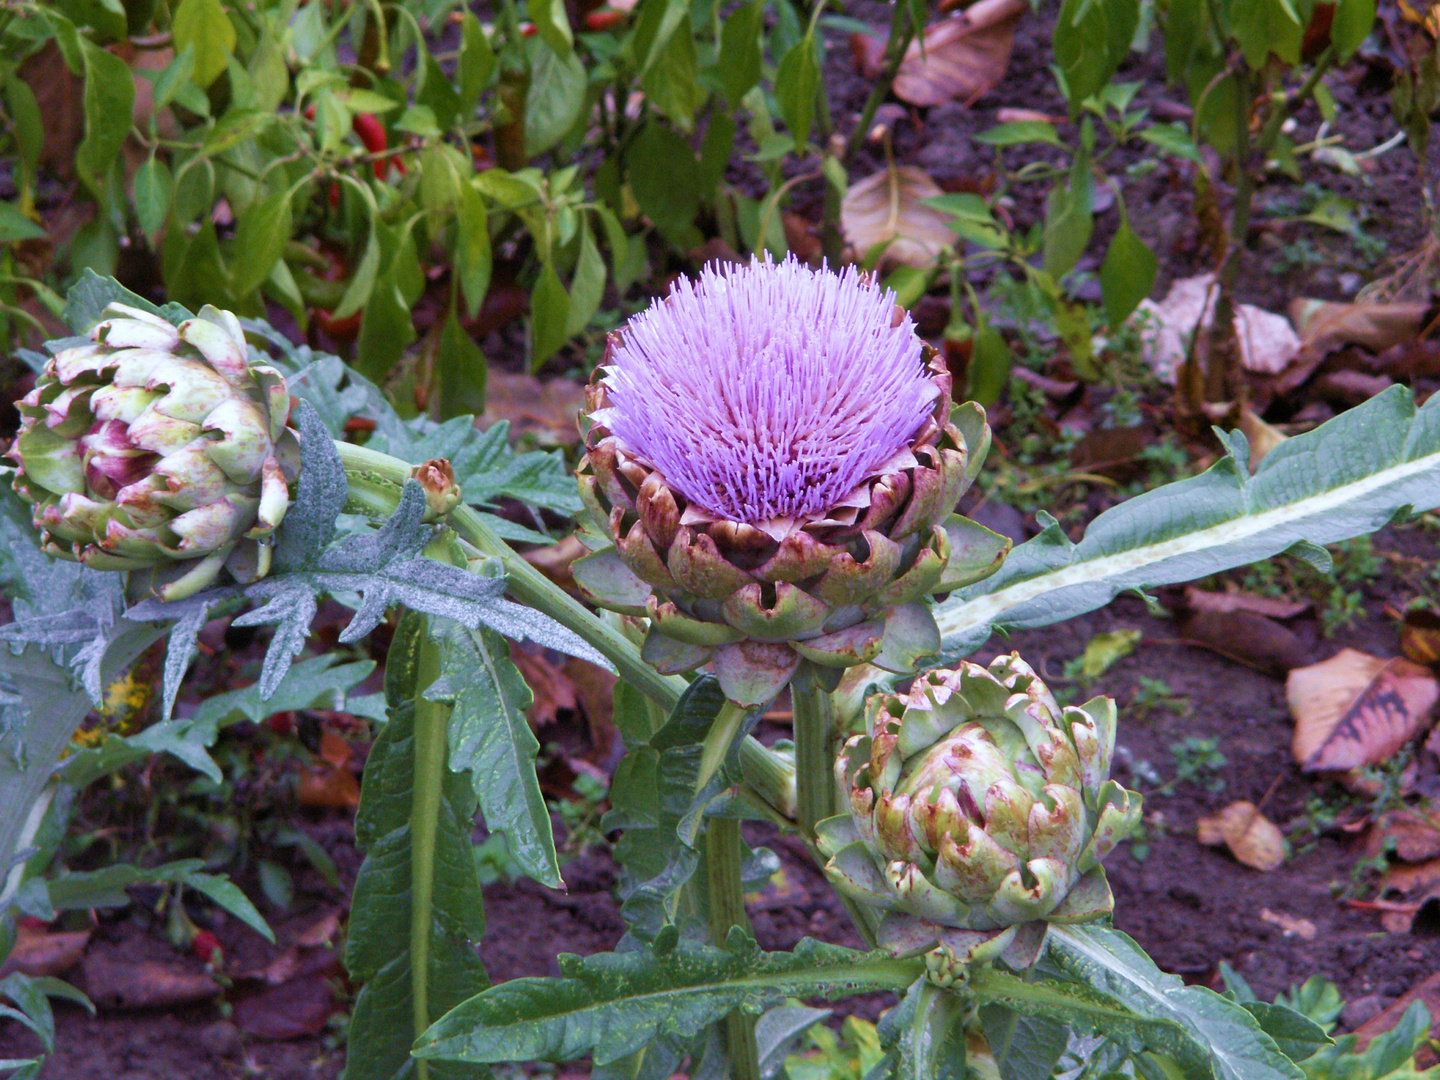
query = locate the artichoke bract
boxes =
[9,302,299,600]
[820,655,1142,961]
[572,257,1010,706]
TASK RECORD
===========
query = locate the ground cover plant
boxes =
[5,0,1440,1077]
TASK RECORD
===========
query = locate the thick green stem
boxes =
[697,700,752,792]
[334,442,798,826]
[706,818,761,1080]
[791,661,835,841]
[410,617,449,1080]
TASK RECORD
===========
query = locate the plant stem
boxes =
[706,818,762,1080]
[791,661,835,841]
[410,617,449,1080]
[332,443,800,824]
[697,700,752,792]
[843,0,914,162]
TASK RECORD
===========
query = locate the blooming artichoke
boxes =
[572,257,1009,706]
[9,302,299,600]
[819,654,1142,959]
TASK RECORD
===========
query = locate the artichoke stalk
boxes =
[819,654,1143,962]
[570,257,1011,707]
[8,302,299,600]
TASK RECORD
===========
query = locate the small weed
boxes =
[1167,737,1227,794]
[1130,676,1189,720]
[1229,536,1383,636]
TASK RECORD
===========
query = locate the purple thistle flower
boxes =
[592,256,938,525]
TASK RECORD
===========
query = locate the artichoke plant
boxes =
[819,654,1142,961]
[8,302,299,600]
[572,257,1009,706]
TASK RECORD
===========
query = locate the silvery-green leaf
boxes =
[937,387,1440,656]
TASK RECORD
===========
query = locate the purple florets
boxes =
[594,257,937,524]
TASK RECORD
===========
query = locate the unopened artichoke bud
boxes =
[819,654,1142,954]
[571,257,1009,707]
[8,303,300,600]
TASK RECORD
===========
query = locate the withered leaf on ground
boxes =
[482,371,586,445]
[1133,273,1301,384]
[1367,805,1440,863]
[1288,298,1429,358]
[511,643,578,727]
[1259,907,1316,939]
[1288,649,1439,772]
[1174,608,1313,678]
[1182,587,1310,620]
[1402,609,1440,666]
[890,0,1027,107]
[840,164,952,269]
[231,976,338,1040]
[83,954,220,1010]
[0,923,91,979]
[1197,800,1286,871]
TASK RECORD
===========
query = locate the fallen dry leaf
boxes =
[1197,800,1286,871]
[891,0,1027,108]
[1353,969,1440,1050]
[1368,806,1440,863]
[511,643,578,727]
[1259,907,1317,940]
[83,954,220,1010]
[840,164,953,269]
[296,762,361,808]
[483,371,586,445]
[1182,587,1310,620]
[563,656,618,761]
[1133,273,1301,384]
[1174,607,1313,677]
[0,923,91,978]
[1382,855,1440,897]
[995,107,1065,124]
[524,534,587,593]
[1289,298,1429,358]
[1402,608,1440,666]
[1288,649,1439,772]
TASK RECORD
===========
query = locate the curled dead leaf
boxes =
[1133,273,1301,384]
[1289,298,1429,358]
[0,923,91,978]
[1367,806,1440,863]
[1259,907,1317,940]
[1182,587,1310,620]
[1402,608,1440,666]
[891,0,1027,108]
[483,371,586,445]
[1287,649,1439,772]
[1197,800,1287,871]
[840,164,952,269]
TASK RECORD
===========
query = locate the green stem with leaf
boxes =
[409,617,449,1080]
[706,818,761,1080]
[791,660,835,841]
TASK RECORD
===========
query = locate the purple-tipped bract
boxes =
[592,257,937,524]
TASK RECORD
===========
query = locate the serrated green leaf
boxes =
[1042,926,1304,1080]
[936,387,1440,656]
[428,621,562,888]
[416,935,920,1066]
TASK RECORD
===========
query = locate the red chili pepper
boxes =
[350,112,390,180]
[303,104,317,121]
[192,930,222,965]
[584,9,625,30]
[264,711,296,736]
[327,181,340,209]
[519,20,537,36]
[315,307,362,344]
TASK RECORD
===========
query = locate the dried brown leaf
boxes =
[1402,609,1440,666]
[1175,609,1313,677]
[1288,649,1439,772]
[892,0,1027,107]
[482,371,586,445]
[1197,800,1286,871]
[1289,298,1429,357]
[0,924,90,978]
[1182,587,1310,620]
[511,643,577,727]
[83,955,220,1010]
[840,164,952,269]
[1259,907,1316,939]
[296,763,360,808]
[1367,806,1440,863]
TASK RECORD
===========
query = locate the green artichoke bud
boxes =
[8,303,299,600]
[571,259,1010,707]
[820,654,1142,958]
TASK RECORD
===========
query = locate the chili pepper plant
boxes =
[2,266,1439,1079]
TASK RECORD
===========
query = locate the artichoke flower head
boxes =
[574,257,1008,706]
[9,302,299,600]
[820,654,1142,962]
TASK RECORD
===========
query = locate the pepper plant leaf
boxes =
[937,387,1440,657]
